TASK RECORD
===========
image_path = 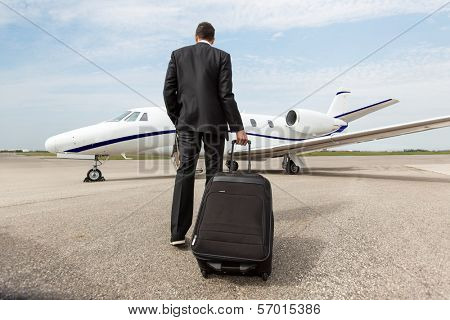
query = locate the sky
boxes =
[0,0,450,150]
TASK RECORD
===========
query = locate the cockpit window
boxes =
[109,111,132,122]
[125,112,140,122]
[140,113,148,121]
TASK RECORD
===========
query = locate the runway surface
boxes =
[0,153,449,299]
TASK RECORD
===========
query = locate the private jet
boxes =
[45,90,450,182]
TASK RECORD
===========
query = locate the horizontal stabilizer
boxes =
[334,99,399,123]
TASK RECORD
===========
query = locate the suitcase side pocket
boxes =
[192,192,268,261]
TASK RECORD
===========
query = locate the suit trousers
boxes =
[171,131,225,240]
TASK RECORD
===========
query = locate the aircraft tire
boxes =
[286,160,300,175]
[86,169,103,182]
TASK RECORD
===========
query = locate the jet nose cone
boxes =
[45,136,57,153]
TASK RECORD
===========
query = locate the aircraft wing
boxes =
[237,115,450,158]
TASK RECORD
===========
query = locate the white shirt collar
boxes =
[198,39,212,46]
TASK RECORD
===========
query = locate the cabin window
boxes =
[267,120,274,128]
[109,111,131,122]
[125,112,140,122]
[250,119,257,127]
[140,113,148,121]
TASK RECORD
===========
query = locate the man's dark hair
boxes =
[195,22,215,41]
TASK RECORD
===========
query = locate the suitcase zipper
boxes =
[192,235,197,246]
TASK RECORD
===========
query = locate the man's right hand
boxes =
[236,130,248,145]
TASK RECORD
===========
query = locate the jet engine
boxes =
[285,109,347,137]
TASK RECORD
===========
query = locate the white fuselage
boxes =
[45,107,347,157]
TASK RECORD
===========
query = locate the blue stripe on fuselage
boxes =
[64,126,349,153]
[64,129,177,153]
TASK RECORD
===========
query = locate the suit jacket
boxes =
[163,42,244,135]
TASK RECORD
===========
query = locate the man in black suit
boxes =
[164,22,248,246]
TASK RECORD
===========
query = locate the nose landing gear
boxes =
[225,160,239,172]
[84,156,106,182]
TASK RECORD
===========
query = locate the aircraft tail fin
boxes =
[327,89,352,119]
[327,89,399,123]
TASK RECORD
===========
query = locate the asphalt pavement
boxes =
[0,153,449,299]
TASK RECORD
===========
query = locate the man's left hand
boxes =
[236,130,248,145]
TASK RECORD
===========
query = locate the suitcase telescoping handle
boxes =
[230,139,251,173]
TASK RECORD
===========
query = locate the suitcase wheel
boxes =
[261,272,269,281]
[201,269,209,279]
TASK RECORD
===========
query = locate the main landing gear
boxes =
[84,155,106,182]
[225,160,239,172]
[282,154,305,175]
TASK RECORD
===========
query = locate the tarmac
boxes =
[0,153,449,299]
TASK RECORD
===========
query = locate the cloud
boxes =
[271,32,284,41]
[233,45,450,109]
[3,1,449,33]
[0,6,15,26]
[61,1,450,28]
[2,0,448,60]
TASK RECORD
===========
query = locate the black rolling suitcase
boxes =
[191,140,274,281]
